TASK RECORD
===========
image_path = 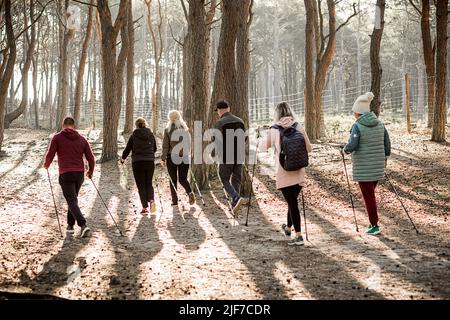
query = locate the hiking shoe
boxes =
[281,224,291,236]
[66,226,75,234]
[366,226,381,235]
[140,207,148,214]
[366,225,373,233]
[188,192,196,205]
[80,226,91,238]
[150,201,157,213]
[287,235,304,246]
[232,197,245,213]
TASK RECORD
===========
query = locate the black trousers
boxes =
[167,157,192,203]
[132,161,155,208]
[280,184,302,233]
[59,171,86,227]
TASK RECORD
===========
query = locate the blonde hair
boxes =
[166,110,188,131]
[274,102,296,122]
[135,117,148,129]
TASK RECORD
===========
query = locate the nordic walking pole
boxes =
[385,172,419,234]
[46,169,63,237]
[245,127,260,226]
[340,149,359,232]
[90,178,124,236]
[154,170,165,223]
[301,189,308,241]
[189,168,206,207]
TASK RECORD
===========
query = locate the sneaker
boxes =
[150,201,157,213]
[281,224,291,236]
[232,197,245,213]
[366,226,381,235]
[366,225,373,233]
[188,192,196,205]
[66,226,75,234]
[80,225,91,238]
[140,207,148,214]
[287,235,304,246]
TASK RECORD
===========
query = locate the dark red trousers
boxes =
[358,181,379,227]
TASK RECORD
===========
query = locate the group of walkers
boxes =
[44,92,391,246]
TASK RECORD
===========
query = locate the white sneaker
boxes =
[81,226,91,238]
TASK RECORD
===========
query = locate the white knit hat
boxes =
[352,92,374,114]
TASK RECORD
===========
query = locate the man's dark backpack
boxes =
[271,122,308,171]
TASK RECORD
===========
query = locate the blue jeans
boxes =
[218,164,242,205]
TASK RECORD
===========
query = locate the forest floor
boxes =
[0,123,449,300]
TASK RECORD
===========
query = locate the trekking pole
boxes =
[90,178,124,236]
[301,189,308,241]
[154,169,165,223]
[215,163,237,218]
[340,149,359,232]
[189,167,206,207]
[245,133,260,227]
[385,172,419,234]
[164,169,188,211]
[46,169,63,237]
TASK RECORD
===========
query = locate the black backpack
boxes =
[271,122,308,171]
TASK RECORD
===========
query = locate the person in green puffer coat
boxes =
[343,92,391,236]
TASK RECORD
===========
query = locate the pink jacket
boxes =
[259,116,312,189]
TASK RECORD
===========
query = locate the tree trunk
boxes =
[123,2,135,134]
[97,0,129,162]
[369,0,385,117]
[418,0,436,128]
[0,0,17,152]
[4,0,36,128]
[431,0,448,142]
[236,0,253,196]
[74,1,93,125]
[210,0,240,120]
[145,0,163,134]
[303,0,317,142]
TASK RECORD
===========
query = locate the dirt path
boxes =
[0,127,449,299]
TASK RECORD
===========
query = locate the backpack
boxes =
[271,122,308,171]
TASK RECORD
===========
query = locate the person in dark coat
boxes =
[121,117,157,214]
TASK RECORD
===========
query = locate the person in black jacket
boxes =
[121,117,157,214]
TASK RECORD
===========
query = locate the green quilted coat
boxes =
[351,112,386,182]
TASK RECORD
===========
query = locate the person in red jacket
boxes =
[44,117,95,237]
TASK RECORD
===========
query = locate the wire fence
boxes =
[25,75,450,131]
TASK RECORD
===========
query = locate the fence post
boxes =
[405,73,411,133]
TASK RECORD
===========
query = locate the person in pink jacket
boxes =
[259,102,312,246]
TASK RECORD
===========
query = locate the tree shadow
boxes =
[288,167,450,298]
[203,178,386,299]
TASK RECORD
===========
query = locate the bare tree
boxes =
[4,0,37,128]
[409,0,435,127]
[123,1,134,134]
[431,0,448,142]
[145,0,164,133]
[0,0,17,152]
[369,0,385,117]
[74,1,94,125]
[303,0,356,141]
[97,0,128,162]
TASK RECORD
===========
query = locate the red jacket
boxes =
[44,128,95,175]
